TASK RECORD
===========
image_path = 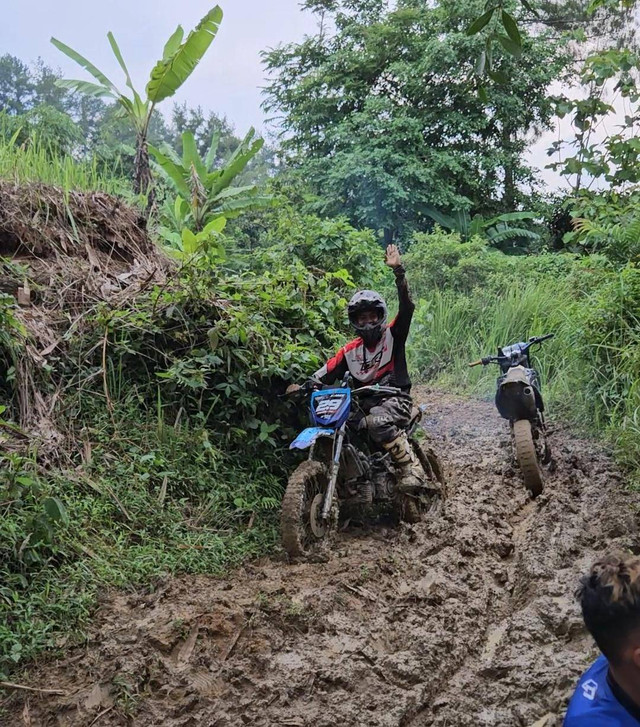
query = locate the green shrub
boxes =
[0,418,278,676]
[227,198,387,289]
[0,243,356,675]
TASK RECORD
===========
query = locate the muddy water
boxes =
[3,391,638,726]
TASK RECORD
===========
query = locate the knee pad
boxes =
[364,412,395,443]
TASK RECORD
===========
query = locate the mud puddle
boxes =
[3,390,638,726]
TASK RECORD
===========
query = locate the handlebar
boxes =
[282,381,402,397]
[352,385,402,397]
[279,379,317,398]
[468,355,498,367]
[531,333,554,344]
[468,333,554,367]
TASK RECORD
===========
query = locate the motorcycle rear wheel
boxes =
[398,495,422,524]
[281,460,337,559]
[513,419,544,498]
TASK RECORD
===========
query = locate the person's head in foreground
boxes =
[564,553,640,725]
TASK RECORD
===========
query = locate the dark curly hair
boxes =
[578,554,640,664]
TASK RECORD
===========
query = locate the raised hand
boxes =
[385,243,401,268]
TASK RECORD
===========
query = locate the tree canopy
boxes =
[264,0,573,240]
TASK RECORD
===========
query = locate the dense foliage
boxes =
[264,0,571,240]
[0,187,384,675]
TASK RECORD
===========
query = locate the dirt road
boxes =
[3,390,638,726]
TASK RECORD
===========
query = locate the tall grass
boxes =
[405,232,640,473]
[0,132,130,194]
[409,279,586,413]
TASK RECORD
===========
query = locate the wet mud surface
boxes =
[3,390,639,726]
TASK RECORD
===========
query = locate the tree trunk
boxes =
[502,127,516,210]
[134,133,154,211]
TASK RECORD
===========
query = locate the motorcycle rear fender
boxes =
[290,427,334,451]
[496,365,542,421]
[496,366,544,410]
[502,366,530,385]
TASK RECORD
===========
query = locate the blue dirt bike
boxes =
[470,334,554,498]
[281,378,445,559]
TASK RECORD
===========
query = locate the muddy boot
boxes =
[382,433,426,493]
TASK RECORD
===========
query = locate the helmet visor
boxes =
[349,302,385,330]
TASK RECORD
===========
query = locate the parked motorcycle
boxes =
[281,377,445,559]
[469,334,554,497]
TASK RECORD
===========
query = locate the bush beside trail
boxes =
[0,183,382,676]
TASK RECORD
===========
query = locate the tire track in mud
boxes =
[3,390,639,727]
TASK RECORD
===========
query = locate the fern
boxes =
[576,214,640,262]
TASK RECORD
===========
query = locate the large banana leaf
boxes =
[51,37,122,97]
[486,226,540,244]
[107,32,148,122]
[182,131,207,181]
[162,26,185,62]
[207,130,264,196]
[209,193,274,220]
[422,206,458,230]
[156,142,183,167]
[107,32,135,92]
[205,131,222,171]
[468,214,486,238]
[57,78,137,122]
[483,211,537,226]
[55,79,116,99]
[202,217,227,234]
[148,144,191,199]
[452,209,471,237]
[213,185,259,201]
[146,6,223,104]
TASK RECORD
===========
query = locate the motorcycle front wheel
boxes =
[281,460,337,559]
[513,419,544,498]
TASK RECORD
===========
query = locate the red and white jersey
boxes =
[314,325,395,385]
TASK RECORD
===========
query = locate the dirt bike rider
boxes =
[287,244,425,493]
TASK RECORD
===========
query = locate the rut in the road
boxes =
[2,390,638,727]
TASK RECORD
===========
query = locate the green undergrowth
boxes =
[0,241,364,676]
[0,417,277,672]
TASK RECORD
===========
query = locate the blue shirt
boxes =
[565,655,640,726]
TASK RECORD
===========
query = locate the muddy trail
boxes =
[3,390,639,727]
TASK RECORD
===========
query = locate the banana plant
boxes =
[423,207,540,248]
[51,6,223,197]
[150,127,273,251]
[168,216,228,261]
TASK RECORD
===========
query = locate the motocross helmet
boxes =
[347,290,388,347]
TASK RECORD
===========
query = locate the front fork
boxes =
[321,422,346,521]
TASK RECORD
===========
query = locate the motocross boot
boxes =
[382,433,426,493]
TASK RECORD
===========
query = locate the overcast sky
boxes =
[1,0,317,137]
[1,0,587,191]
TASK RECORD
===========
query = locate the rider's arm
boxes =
[390,264,415,342]
[312,346,348,385]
